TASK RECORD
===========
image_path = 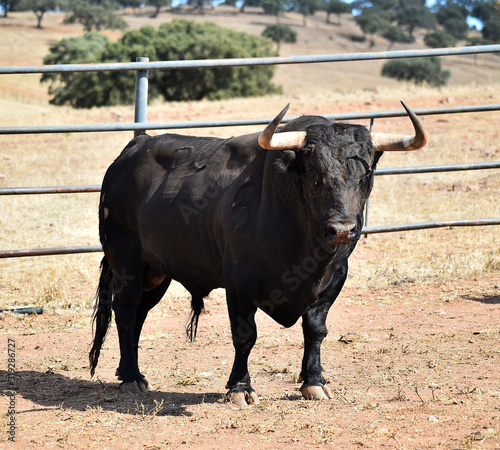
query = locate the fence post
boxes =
[364,118,375,237]
[134,56,149,137]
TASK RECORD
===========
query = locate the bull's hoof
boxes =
[139,377,151,391]
[227,390,259,406]
[120,379,150,393]
[225,386,259,406]
[300,384,333,400]
[120,381,141,393]
[116,367,149,382]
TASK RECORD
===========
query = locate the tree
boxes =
[381,57,450,87]
[355,12,390,47]
[443,17,469,39]
[260,0,288,17]
[154,20,281,101]
[326,0,351,24]
[63,0,128,32]
[262,23,297,54]
[396,0,434,39]
[41,20,281,107]
[1,0,20,17]
[481,14,500,43]
[471,0,500,42]
[351,0,398,22]
[41,33,122,107]
[467,36,488,45]
[382,25,413,50]
[148,0,171,17]
[435,1,469,39]
[295,0,319,26]
[239,0,261,13]
[424,30,456,48]
[470,0,498,23]
[120,0,142,13]
[17,0,65,28]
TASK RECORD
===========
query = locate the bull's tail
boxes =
[186,294,205,342]
[89,257,114,377]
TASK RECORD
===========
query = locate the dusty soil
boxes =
[1,276,499,449]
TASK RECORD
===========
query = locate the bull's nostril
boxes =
[327,224,338,237]
[326,222,358,243]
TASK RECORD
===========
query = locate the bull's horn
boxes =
[258,104,307,151]
[371,100,428,152]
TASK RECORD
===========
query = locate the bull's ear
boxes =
[259,104,307,151]
[371,101,428,152]
[273,149,300,173]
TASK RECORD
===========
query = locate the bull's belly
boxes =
[140,242,224,293]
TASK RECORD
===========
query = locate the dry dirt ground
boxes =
[0,8,499,450]
[1,277,499,449]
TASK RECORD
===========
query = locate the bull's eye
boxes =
[308,169,320,194]
[309,170,319,182]
[362,169,373,181]
[347,156,372,182]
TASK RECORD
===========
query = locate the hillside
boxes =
[0,7,499,102]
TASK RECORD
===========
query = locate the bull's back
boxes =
[100,132,261,289]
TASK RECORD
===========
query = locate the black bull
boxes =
[90,102,427,405]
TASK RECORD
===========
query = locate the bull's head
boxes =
[258,102,428,248]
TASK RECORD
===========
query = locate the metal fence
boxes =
[1,45,499,259]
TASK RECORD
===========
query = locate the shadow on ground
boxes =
[463,292,500,304]
[1,370,224,416]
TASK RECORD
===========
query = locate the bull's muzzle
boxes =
[325,221,359,245]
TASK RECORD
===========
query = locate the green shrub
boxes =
[262,24,297,54]
[41,20,281,108]
[381,57,450,87]
[382,25,413,48]
[424,31,456,48]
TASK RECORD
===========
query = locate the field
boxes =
[0,8,499,449]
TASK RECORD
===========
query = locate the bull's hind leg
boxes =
[116,276,171,391]
[299,261,349,400]
[105,243,150,393]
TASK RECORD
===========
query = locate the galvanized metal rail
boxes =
[363,218,500,234]
[0,185,101,195]
[375,161,500,175]
[1,103,500,135]
[0,245,102,259]
[1,45,499,75]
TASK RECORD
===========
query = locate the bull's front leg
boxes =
[225,293,259,406]
[299,261,348,400]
